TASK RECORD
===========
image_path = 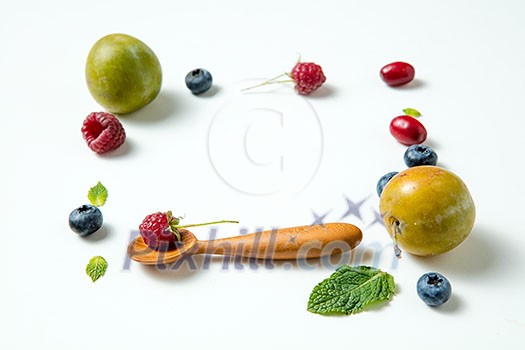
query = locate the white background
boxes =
[3,0,525,349]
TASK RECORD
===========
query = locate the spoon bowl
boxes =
[127,229,198,265]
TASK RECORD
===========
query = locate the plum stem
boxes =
[390,217,403,259]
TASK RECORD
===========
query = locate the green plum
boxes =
[379,166,475,256]
[85,33,162,114]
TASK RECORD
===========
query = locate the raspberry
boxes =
[81,112,126,154]
[290,62,326,95]
[139,211,180,250]
[242,59,326,95]
[138,211,238,250]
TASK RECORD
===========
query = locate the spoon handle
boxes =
[195,223,362,260]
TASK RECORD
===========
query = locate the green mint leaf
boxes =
[87,181,108,207]
[403,108,422,117]
[85,256,108,282]
[307,265,395,315]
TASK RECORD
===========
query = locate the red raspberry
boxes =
[242,59,326,95]
[139,211,181,250]
[81,112,126,154]
[138,212,238,251]
[291,62,326,95]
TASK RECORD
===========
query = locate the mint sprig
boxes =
[86,256,108,282]
[308,265,395,315]
[87,181,108,207]
[403,108,422,117]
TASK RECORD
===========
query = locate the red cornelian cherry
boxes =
[380,62,415,86]
[390,115,427,145]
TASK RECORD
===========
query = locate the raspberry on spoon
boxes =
[138,211,238,250]
[242,60,326,95]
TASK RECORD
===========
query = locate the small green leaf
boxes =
[87,181,108,207]
[307,265,395,315]
[403,108,422,117]
[166,211,182,241]
[86,256,108,282]
[169,226,182,242]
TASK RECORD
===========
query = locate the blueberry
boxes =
[185,68,213,94]
[404,144,438,167]
[377,171,398,197]
[417,272,452,306]
[69,204,103,237]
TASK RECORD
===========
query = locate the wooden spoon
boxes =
[128,223,362,265]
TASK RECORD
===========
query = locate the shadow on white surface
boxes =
[307,84,336,99]
[422,137,441,152]
[124,90,181,123]
[411,226,509,278]
[83,224,111,242]
[139,257,201,281]
[98,138,134,158]
[133,255,335,280]
[196,84,221,98]
[430,294,463,314]
[393,78,426,90]
[135,251,368,279]
[435,161,450,170]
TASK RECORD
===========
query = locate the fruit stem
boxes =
[175,220,239,229]
[242,73,294,92]
[390,218,403,259]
